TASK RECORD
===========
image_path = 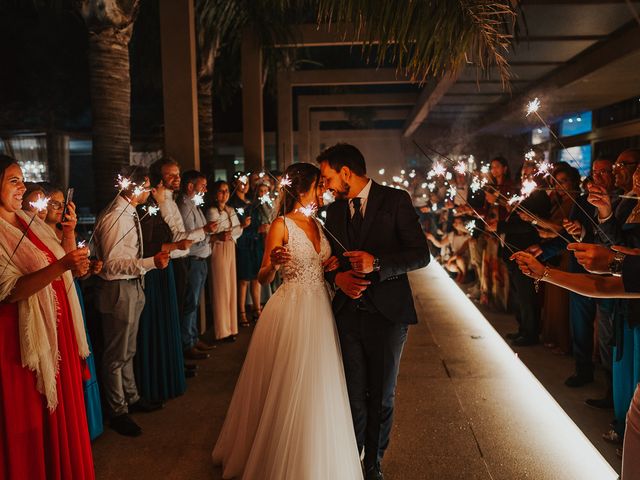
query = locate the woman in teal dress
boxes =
[75,280,104,440]
[134,194,187,402]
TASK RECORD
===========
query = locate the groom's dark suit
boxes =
[325,180,429,470]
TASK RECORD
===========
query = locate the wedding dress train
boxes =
[212,217,363,480]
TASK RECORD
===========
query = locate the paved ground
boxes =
[93,263,621,479]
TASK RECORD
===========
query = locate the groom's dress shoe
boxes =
[365,465,384,480]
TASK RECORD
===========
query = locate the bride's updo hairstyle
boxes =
[279,162,320,215]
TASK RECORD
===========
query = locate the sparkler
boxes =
[77,240,87,249]
[1,196,50,277]
[447,186,457,200]
[524,98,614,244]
[263,170,348,253]
[236,207,245,217]
[297,203,318,217]
[480,164,490,175]
[454,162,467,175]
[465,220,476,235]
[525,98,541,117]
[110,205,160,251]
[378,168,385,175]
[279,175,292,189]
[524,149,536,162]
[415,141,519,254]
[427,161,447,179]
[322,189,336,205]
[259,192,273,207]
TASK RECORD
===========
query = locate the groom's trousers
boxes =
[336,305,408,469]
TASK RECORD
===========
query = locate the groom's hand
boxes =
[343,250,375,274]
[335,270,370,299]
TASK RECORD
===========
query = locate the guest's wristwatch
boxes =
[608,251,626,277]
[373,257,381,272]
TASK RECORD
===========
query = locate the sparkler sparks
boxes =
[279,175,292,189]
[116,174,133,190]
[454,162,467,175]
[236,207,245,216]
[521,178,537,197]
[465,220,476,234]
[238,175,249,185]
[259,193,273,207]
[77,240,86,249]
[297,203,318,217]
[480,164,490,174]
[322,190,336,205]
[427,161,447,179]
[524,149,536,162]
[29,196,50,212]
[526,98,541,117]
[132,185,147,197]
[146,205,160,216]
[192,192,205,207]
[536,160,552,177]
[378,168,385,175]
[448,186,457,200]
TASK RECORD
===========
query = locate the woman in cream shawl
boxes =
[0,155,95,479]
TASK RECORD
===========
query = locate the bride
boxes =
[212,163,363,479]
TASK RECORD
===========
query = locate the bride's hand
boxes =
[322,255,340,272]
[270,246,291,267]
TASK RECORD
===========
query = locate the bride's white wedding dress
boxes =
[212,217,363,480]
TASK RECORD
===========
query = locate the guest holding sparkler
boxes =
[519,163,580,355]
[206,180,243,341]
[37,183,105,440]
[148,158,218,361]
[177,169,216,356]
[479,156,514,311]
[229,172,267,326]
[134,182,194,401]
[533,157,617,393]
[93,166,170,437]
[0,155,95,478]
[496,160,551,346]
[587,152,640,446]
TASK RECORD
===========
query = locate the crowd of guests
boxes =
[0,154,282,478]
[2,146,640,478]
[423,148,640,477]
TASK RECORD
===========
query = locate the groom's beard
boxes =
[334,180,350,200]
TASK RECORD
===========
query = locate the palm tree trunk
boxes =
[197,37,217,176]
[197,76,214,174]
[87,30,132,211]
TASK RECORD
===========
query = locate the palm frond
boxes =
[311,0,519,88]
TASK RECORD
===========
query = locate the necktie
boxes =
[349,197,364,245]
[133,211,143,259]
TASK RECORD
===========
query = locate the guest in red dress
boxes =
[0,155,95,479]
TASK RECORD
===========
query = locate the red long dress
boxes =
[0,219,95,479]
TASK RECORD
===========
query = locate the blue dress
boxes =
[134,203,186,402]
[229,195,264,281]
[75,281,104,441]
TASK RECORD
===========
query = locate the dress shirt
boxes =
[95,195,156,280]
[206,206,243,242]
[178,194,211,258]
[159,189,205,258]
[349,179,372,218]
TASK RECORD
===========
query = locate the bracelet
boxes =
[533,265,550,293]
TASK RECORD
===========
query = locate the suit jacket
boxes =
[325,181,430,324]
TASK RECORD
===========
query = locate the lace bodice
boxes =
[280,217,331,288]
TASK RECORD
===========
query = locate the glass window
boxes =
[559,111,592,137]
[557,145,591,177]
[531,127,550,145]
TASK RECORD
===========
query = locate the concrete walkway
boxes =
[92,263,620,479]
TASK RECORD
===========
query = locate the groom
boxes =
[318,143,429,480]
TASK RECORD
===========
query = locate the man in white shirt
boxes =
[178,170,214,358]
[149,158,217,360]
[94,166,170,437]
